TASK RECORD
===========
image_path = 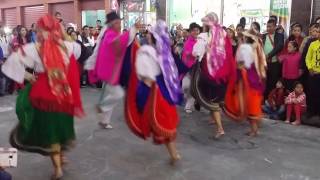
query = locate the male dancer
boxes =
[85,11,140,129]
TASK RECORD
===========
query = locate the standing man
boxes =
[305,26,320,117]
[263,19,284,98]
[85,11,139,129]
[0,27,9,96]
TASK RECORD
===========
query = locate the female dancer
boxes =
[125,20,182,165]
[2,15,83,179]
[224,29,267,137]
[191,12,235,138]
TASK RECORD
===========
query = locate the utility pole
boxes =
[220,0,224,24]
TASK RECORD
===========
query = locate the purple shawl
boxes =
[151,20,181,104]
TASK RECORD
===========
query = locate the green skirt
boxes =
[10,84,75,156]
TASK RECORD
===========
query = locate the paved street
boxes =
[1,88,320,180]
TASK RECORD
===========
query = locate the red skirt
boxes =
[224,68,263,121]
[125,43,178,144]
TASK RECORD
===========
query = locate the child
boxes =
[262,79,287,120]
[285,82,306,125]
[279,41,302,91]
[282,23,304,54]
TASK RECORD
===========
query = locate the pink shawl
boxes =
[182,36,197,68]
[202,12,230,82]
[94,28,130,85]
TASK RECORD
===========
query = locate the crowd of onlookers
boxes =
[1,12,320,125]
[170,15,320,125]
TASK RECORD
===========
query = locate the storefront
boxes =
[119,0,157,29]
[167,0,292,33]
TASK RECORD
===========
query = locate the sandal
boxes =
[215,131,225,139]
[170,153,181,166]
[284,120,290,124]
[291,121,301,126]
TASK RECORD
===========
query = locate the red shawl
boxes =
[30,15,84,117]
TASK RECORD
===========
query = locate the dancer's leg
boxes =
[248,119,259,137]
[212,110,225,138]
[165,141,181,165]
[50,144,63,179]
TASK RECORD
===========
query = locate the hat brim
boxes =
[106,17,123,24]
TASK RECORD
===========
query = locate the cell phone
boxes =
[0,148,18,168]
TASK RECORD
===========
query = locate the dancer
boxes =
[85,11,139,129]
[191,12,235,138]
[2,15,83,179]
[224,29,267,137]
[180,22,201,113]
[125,20,182,165]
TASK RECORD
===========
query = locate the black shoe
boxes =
[194,102,201,111]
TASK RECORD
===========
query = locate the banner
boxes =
[269,0,291,33]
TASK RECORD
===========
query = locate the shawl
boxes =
[150,20,181,104]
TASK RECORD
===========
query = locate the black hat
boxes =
[189,22,201,31]
[106,11,121,24]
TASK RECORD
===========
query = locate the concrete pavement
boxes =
[1,88,320,180]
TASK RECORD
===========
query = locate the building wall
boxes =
[290,0,312,33]
[312,0,320,21]
[0,0,111,29]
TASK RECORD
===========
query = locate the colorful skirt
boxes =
[191,61,227,112]
[224,68,263,121]
[10,84,75,156]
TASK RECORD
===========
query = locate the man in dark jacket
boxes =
[263,19,285,98]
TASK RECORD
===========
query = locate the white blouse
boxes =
[136,45,161,81]
[192,33,210,61]
[1,41,81,83]
[236,44,254,69]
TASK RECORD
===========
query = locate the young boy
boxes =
[305,26,320,117]
[263,79,288,120]
[285,82,306,125]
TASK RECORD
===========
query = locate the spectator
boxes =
[263,19,285,98]
[66,26,75,35]
[29,23,37,43]
[278,41,302,91]
[236,23,245,44]
[79,25,95,48]
[0,26,10,58]
[0,167,12,180]
[11,26,31,51]
[0,46,5,96]
[251,22,261,33]
[96,20,102,29]
[315,16,320,24]
[269,15,286,35]
[282,23,304,54]
[285,82,306,125]
[263,79,287,120]
[89,26,96,44]
[299,23,320,101]
[300,23,319,53]
[239,17,246,28]
[226,26,238,56]
[305,28,320,117]
[55,11,62,23]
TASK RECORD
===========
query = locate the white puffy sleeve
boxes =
[192,33,208,61]
[64,41,81,60]
[136,45,161,81]
[128,27,137,46]
[236,44,254,69]
[84,26,108,70]
[1,44,36,83]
